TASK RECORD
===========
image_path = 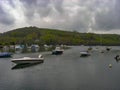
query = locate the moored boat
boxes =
[80,51,90,57]
[106,47,111,51]
[114,55,120,62]
[52,47,64,55]
[11,54,44,64]
[0,52,12,58]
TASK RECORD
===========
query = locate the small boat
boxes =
[114,55,120,62]
[52,47,64,55]
[80,51,90,57]
[0,52,12,58]
[106,47,111,51]
[11,54,44,64]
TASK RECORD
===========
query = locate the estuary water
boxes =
[0,46,120,90]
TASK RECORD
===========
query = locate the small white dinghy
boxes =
[11,54,44,64]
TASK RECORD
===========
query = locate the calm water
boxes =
[0,46,120,90]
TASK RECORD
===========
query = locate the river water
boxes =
[0,46,120,90]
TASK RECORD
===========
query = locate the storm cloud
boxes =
[0,0,120,34]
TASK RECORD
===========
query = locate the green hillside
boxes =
[0,26,120,46]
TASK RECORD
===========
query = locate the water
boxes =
[0,46,120,90]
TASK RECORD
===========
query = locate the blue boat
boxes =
[0,52,12,58]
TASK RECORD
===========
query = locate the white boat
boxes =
[52,47,64,55]
[11,54,44,64]
[80,51,90,57]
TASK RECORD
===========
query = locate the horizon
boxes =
[1,26,120,35]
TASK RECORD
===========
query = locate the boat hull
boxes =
[12,60,43,64]
[12,59,44,64]
[52,51,63,55]
[80,54,90,57]
[0,52,12,58]
[80,52,90,57]
[0,55,11,58]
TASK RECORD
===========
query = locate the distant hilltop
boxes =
[0,26,120,46]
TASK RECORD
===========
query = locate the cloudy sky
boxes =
[0,0,120,34]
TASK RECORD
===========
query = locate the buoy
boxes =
[109,64,112,68]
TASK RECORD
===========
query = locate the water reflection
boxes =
[115,59,120,63]
[11,62,43,70]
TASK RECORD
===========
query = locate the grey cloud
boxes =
[20,0,37,19]
[94,0,120,30]
[20,0,38,6]
[0,0,120,33]
[20,0,51,18]
[95,12,116,30]
[15,0,120,32]
[51,0,64,13]
[0,6,15,25]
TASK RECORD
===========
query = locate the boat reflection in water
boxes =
[12,62,43,70]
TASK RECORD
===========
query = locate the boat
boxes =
[52,47,64,55]
[106,47,111,51]
[114,55,120,62]
[80,51,90,57]
[0,52,12,58]
[11,54,44,64]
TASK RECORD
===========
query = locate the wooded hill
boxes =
[0,26,120,46]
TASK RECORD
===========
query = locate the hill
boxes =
[0,26,120,45]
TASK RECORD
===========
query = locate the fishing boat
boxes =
[0,52,12,58]
[11,54,44,64]
[80,51,90,57]
[52,47,64,55]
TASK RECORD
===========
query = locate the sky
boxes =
[0,0,120,34]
